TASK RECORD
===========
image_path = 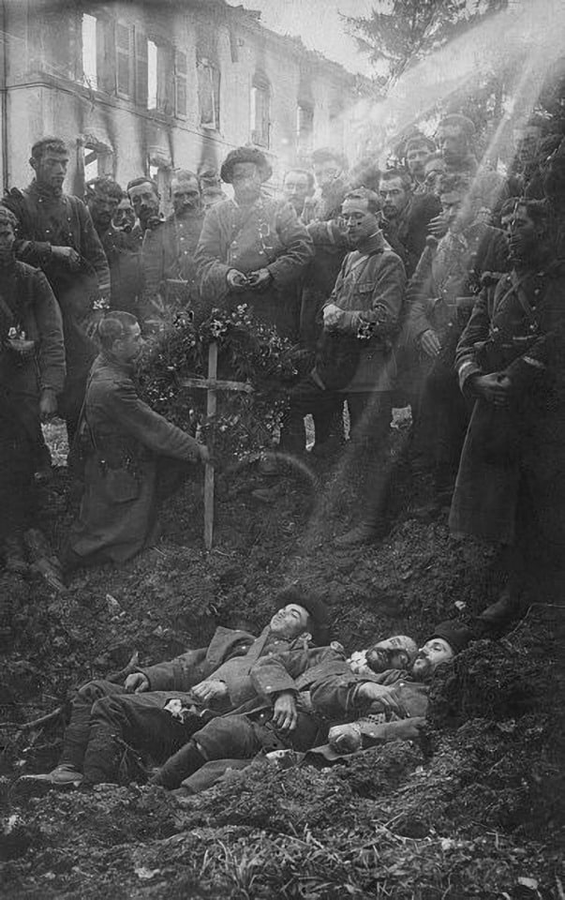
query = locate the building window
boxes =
[174,50,188,118]
[197,58,220,130]
[147,39,158,109]
[135,30,148,107]
[115,23,133,98]
[81,139,113,187]
[297,103,314,155]
[81,13,98,89]
[251,74,270,148]
[144,39,175,115]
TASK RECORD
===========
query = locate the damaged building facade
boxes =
[0,0,367,199]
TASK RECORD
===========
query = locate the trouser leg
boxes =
[280,375,337,453]
[345,392,393,526]
[312,396,344,447]
[0,402,37,538]
[420,365,469,495]
[519,409,565,598]
[83,691,205,784]
[153,714,262,790]
[59,679,127,771]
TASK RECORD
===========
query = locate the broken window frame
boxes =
[174,49,188,119]
[297,102,314,156]
[81,12,98,90]
[115,21,133,99]
[197,57,221,131]
[251,73,271,148]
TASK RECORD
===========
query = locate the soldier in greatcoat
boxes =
[195,146,313,342]
[65,311,208,569]
[0,207,65,570]
[3,137,110,443]
[450,199,565,624]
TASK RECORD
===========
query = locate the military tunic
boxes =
[97,225,143,315]
[196,196,313,340]
[322,232,405,394]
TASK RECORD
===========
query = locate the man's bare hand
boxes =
[420,329,442,358]
[226,269,248,291]
[356,682,393,705]
[272,691,297,731]
[197,444,211,465]
[428,214,448,239]
[472,373,513,406]
[51,246,81,270]
[39,388,57,422]
[125,672,149,693]
[328,723,362,754]
[246,268,272,291]
[190,680,229,704]
[323,303,344,329]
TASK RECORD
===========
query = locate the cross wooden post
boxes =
[180,340,253,550]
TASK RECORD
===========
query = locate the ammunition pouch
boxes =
[102,465,140,503]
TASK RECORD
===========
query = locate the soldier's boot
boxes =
[17,765,83,797]
[473,586,526,637]
[149,741,206,790]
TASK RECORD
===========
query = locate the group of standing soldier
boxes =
[1,115,564,627]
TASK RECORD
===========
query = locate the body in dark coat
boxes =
[155,644,417,793]
[74,629,316,784]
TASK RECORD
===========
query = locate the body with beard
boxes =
[349,635,417,675]
[327,620,471,755]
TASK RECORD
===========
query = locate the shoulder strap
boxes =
[510,271,539,324]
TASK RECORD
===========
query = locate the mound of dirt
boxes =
[0,453,564,898]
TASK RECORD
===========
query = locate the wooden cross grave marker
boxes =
[180,341,253,550]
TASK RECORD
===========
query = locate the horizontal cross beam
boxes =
[180,377,254,394]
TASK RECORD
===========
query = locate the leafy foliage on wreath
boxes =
[137,305,306,460]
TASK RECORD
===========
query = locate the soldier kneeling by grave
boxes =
[64,311,208,569]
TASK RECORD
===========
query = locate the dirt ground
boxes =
[0,418,564,899]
